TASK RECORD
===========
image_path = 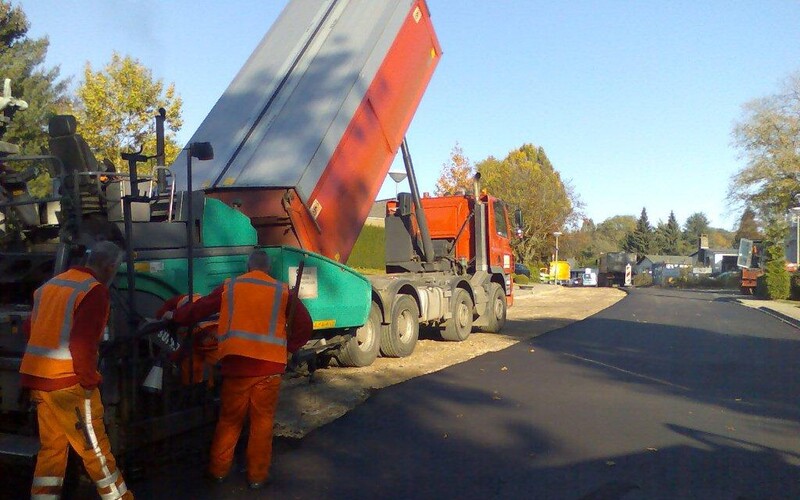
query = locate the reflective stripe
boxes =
[84,399,120,498]
[31,287,43,324]
[24,345,72,360]
[96,470,120,489]
[225,278,235,334]
[32,476,64,487]
[48,278,94,292]
[100,482,127,500]
[218,329,287,346]
[234,277,276,286]
[267,282,283,339]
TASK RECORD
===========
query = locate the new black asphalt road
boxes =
[134,288,800,499]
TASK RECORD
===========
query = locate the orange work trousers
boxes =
[30,383,133,499]
[181,350,216,388]
[208,374,281,483]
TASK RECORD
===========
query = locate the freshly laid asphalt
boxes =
[127,287,800,499]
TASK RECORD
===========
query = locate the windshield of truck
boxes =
[493,200,508,238]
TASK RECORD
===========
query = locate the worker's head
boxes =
[247,249,272,274]
[85,240,123,285]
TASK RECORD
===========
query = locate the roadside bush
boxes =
[791,272,800,300]
[632,273,652,287]
[513,274,530,285]
[528,265,540,283]
[757,266,790,299]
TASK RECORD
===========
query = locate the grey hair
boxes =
[85,240,123,270]
[247,249,271,273]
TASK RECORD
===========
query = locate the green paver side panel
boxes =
[261,245,370,330]
[202,198,258,247]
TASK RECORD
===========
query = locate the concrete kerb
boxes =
[736,298,800,330]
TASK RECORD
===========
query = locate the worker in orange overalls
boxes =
[156,294,220,387]
[168,249,312,489]
[20,240,133,499]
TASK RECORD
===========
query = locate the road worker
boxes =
[167,249,312,489]
[156,294,220,387]
[20,240,133,499]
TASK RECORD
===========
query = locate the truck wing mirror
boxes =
[513,208,524,238]
[190,142,214,161]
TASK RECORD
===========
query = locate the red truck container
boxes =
[174,0,441,264]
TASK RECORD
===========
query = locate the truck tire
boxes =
[481,282,506,333]
[337,302,381,367]
[441,288,473,341]
[381,294,419,357]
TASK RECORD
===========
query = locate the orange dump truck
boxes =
[172,0,518,367]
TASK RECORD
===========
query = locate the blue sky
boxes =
[19,0,800,230]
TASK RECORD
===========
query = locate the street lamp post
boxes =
[790,207,800,265]
[553,231,562,285]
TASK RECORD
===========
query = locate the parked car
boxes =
[514,263,531,278]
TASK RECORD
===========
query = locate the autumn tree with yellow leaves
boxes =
[477,143,579,264]
[72,52,183,172]
[434,143,474,196]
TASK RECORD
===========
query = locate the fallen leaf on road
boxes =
[646,447,658,452]
[500,366,508,371]
[726,425,735,431]
[529,349,535,353]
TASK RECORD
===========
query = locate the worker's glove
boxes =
[137,318,171,337]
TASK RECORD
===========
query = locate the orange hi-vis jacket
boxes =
[217,270,289,364]
[20,268,108,380]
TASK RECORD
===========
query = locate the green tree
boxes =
[757,222,790,299]
[560,218,596,267]
[73,52,183,171]
[734,207,761,244]
[434,142,474,196]
[623,207,653,257]
[476,143,578,264]
[0,1,69,154]
[683,212,711,247]
[729,72,800,223]
[653,210,682,254]
[594,215,637,253]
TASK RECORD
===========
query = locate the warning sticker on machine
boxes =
[288,266,318,299]
[310,199,322,220]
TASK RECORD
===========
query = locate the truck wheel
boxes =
[381,295,419,357]
[337,303,381,367]
[481,283,506,333]
[441,288,474,341]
